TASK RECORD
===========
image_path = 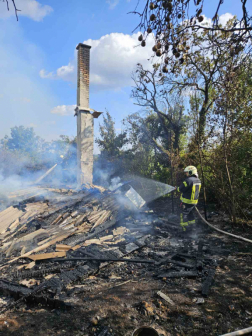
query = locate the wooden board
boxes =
[25,261,36,269]
[28,251,66,261]
[4,229,77,266]
[0,207,23,234]
[5,228,49,256]
[56,244,72,252]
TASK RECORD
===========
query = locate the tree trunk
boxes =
[197,86,209,145]
[170,129,174,214]
[195,92,208,220]
[174,127,180,151]
[223,110,236,224]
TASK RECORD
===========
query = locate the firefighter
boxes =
[176,166,201,232]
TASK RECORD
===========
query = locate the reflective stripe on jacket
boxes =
[177,175,201,205]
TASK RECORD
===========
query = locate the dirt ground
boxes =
[0,198,252,336]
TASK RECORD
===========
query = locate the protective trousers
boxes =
[180,203,196,231]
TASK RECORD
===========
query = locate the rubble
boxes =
[0,187,251,336]
[0,184,215,311]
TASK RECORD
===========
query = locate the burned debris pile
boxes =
[0,185,218,318]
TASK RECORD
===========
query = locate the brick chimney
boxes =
[77,43,91,108]
[75,43,102,186]
[75,43,94,186]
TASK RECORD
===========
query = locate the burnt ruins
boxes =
[0,185,221,335]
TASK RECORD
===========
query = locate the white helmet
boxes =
[184,165,198,176]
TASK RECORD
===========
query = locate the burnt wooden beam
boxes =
[0,278,71,310]
[0,279,31,299]
[176,253,197,260]
[202,269,216,296]
[37,257,155,264]
[12,262,84,280]
[155,256,196,269]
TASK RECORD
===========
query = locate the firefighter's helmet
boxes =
[184,166,198,176]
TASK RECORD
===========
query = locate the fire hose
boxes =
[195,207,252,244]
[219,326,252,336]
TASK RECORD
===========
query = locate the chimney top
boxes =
[76,43,91,50]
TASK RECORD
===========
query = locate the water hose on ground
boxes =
[219,326,252,336]
[195,207,252,244]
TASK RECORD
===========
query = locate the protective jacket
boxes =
[177,175,201,205]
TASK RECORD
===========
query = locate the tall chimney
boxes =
[76,43,94,186]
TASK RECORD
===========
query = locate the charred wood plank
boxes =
[57,264,95,286]
[155,257,195,269]
[157,271,198,278]
[36,257,155,264]
[176,253,197,260]
[0,279,71,310]
[0,264,94,314]
[202,269,216,296]
[0,279,31,299]
[12,263,77,280]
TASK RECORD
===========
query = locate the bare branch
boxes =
[3,0,21,21]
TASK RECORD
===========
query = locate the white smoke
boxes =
[109,177,123,191]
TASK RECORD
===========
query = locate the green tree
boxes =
[1,126,45,164]
[95,111,128,160]
[0,126,47,177]
[124,112,163,178]
[190,58,252,223]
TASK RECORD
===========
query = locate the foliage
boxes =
[132,0,251,70]
[126,16,252,223]
[0,126,77,184]
[1,126,44,159]
[185,56,252,222]
[95,111,128,160]
[201,59,252,222]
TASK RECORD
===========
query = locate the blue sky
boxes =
[0,0,250,153]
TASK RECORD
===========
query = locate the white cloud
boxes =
[40,12,235,93]
[39,69,55,79]
[40,63,75,82]
[51,105,76,116]
[56,63,75,82]
[40,61,75,82]
[0,0,53,21]
[86,32,156,89]
[200,13,235,28]
[219,13,234,26]
[106,0,119,10]
[40,32,155,91]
